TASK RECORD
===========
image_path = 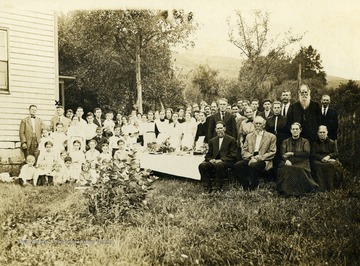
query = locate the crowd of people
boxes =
[17,84,343,196]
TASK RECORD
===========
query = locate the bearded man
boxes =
[289,84,321,142]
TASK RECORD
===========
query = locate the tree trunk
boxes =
[135,33,143,114]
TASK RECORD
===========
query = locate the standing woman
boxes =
[181,111,197,150]
[277,122,318,196]
[165,108,173,123]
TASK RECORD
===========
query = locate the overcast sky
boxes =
[3,0,360,79]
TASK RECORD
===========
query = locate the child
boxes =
[85,139,100,163]
[89,161,100,184]
[92,127,108,153]
[51,162,66,186]
[85,112,98,144]
[113,139,128,161]
[37,141,59,172]
[69,140,85,182]
[78,162,91,186]
[18,155,36,185]
[50,122,67,154]
[108,126,123,156]
[103,111,115,137]
[35,162,50,186]
[62,156,75,183]
[99,143,112,162]
[38,127,54,153]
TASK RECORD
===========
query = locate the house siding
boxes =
[0,10,57,168]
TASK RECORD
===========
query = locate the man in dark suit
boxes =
[320,94,338,141]
[50,105,71,133]
[289,84,321,142]
[199,121,237,192]
[195,111,208,143]
[19,105,46,161]
[233,116,277,190]
[265,101,288,174]
[207,98,237,141]
[92,127,109,152]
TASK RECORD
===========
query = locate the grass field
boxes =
[1,175,359,265]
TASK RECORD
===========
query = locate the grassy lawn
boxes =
[0,176,359,265]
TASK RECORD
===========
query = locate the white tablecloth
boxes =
[138,153,204,180]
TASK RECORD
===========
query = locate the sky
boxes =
[2,0,360,79]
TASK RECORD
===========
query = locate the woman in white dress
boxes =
[67,116,86,152]
[166,112,184,150]
[181,111,197,150]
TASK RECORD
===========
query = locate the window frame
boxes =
[0,27,9,94]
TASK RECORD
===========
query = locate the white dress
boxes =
[167,122,183,150]
[181,120,197,149]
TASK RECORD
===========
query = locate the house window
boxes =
[0,29,9,92]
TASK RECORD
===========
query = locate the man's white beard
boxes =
[299,95,311,109]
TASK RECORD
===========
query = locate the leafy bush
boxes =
[84,150,158,224]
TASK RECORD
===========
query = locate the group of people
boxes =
[17,84,343,196]
[198,84,343,195]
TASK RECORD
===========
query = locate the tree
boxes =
[330,80,360,115]
[288,45,327,86]
[58,10,196,114]
[228,10,302,98]
[191,64,221,104]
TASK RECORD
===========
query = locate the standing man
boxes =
[233,116,276,190]
[320,94,338,141]
[259,99,273,120]
[19,105,46,160]
[280,90,292,118]
[93,107,104,128]
[289,84,321,142]
[75,107,87,127]
[198,121,237,192]
[251,99,260,118]
[50,105,71,133]
[207,98,237,141]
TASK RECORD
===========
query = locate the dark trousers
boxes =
[37,175,54,186]
[198,160,232,189]
[233,160,266,190]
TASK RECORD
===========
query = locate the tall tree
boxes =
[191,64,221,104]
[228,10,301,98]
[58,10,196,114]
[287,45,327,86]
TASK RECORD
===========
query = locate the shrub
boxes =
[84,150,158,224]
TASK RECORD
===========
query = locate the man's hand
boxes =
[285,159,292,166]
[283,152,294,159]
[210,159,222,165]
[248,157,258,166]
[21,143,27,150]
[321,155,331,162]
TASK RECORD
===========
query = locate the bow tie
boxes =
[246,119,253,123]
[31,115,36,119]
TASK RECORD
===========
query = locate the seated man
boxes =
[311,125,343,191]
[198,121,237,192]
[234,116,276,190]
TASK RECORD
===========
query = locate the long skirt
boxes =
[312,160,343,191]
[277,165,318,196]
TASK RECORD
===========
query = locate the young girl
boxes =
[62,156,75,183]
[69,140,85,182]
[89,161,100,184]
[113,139,128,161]
[78,162,91,186]
[108,126,123,156]
[50,122,67,154]
[36,141,58,184]
[85,139,100,163]
[38,127,54,153]
[99,143,112,162]
[103,111,115,137]
[18,155,36,185]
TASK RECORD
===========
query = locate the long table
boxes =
[138,153,204,180]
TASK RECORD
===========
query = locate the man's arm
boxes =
[257,133,276,161]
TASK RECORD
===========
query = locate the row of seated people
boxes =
[199,117,343,195]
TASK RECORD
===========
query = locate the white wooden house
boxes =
[0,9,58,171]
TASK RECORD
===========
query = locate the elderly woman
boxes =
[277,122,318,196]
[311,125,343,191]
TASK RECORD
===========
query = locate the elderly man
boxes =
[207,98,237,141]
[19,105,46,160]
[289,84,321,142]
[320,95,338,141]
[199,121,237,192]
[233,116,276,190]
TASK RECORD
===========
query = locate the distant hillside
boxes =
[326,75,359,88]
[172,52,359,86]
[172,52,242,79]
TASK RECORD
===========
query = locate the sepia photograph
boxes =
[0,0,359,264]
